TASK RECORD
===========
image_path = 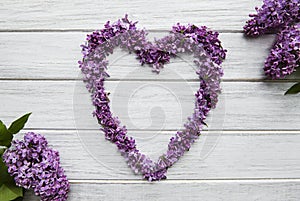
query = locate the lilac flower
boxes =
[264,24,300,79]
[79,14,147,92]
[2,132,70,201]
[143,169,167,181]
[244,0,300,80]
[172,23,227,65]
[79,15,226,181]
[244,0,300,36]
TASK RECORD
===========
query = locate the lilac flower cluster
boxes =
[244,0,300,79]
[155,30,224,107]
[265,24,300,78]
[79,15,226,181]
[244,0,299,36]
[2,132,70,201]
[172,23,227,65]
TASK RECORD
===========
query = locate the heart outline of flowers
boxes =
[78,15,226,181]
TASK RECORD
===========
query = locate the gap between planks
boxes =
[0,29,244,33]
[0,78,299,82]
[22,129,300,136]
[69,178,300,184]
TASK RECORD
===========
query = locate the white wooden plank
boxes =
[0,81,299,130]
[2,1,299,200]
[9,130,300,180]
[22,180,300,201]
[0,32,280,80]
[0,0,261,31]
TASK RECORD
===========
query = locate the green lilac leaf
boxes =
[0,136,13,148]
[8,113,31,135]
[0,148,5,155]
[0,184,23,201]
[0,152,22,199]
[0,116,26,201]
[0,121,9,137]
[0,120,8,135]
[285,82,300,95]
[0,150,15,186]
[0,121,13,147]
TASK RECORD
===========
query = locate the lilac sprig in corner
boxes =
[244,0,299,37]
[244,0,300,94]
[3,132,70,201]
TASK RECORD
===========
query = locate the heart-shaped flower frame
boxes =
[78,15,226,181]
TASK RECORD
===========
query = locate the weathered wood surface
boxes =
[0,81,299,130]
[0,32,280,80]
[1,0,300,200]
[23,180,300,201]
[11,130,300,180]
[0,0,260,31]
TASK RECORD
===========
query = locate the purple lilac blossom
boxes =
[244,0,300,79]
[244,0,300,36]
[264,23,300,78]
[79,15,226,181]
[2,132,70,201]
[172,23,227,65]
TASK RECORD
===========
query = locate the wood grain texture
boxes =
[0,32,280,80]
[23,180,300,201]
[0,81,299,130]
[11,130,300,180]
[0,0,261,31]
[1,0,300,200]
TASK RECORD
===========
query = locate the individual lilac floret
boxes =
[244,0,300,36]
[264,23,300,79]
[2,132,70,201]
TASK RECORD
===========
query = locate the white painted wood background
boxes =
[0,0,299,200]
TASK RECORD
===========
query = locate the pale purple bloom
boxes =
[244,0,300,79]
[244,0,299,36]
[3,132,70,201]
[265,24,300,78]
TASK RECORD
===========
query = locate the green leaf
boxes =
[0,121,13,147]
[0,121,8,135]
[0,117,25,201]
[0,121,9,138]
[0,147,5,156]
[0,164,12,186]
[0,184,23,201]
[0,150,15,186]
[8,113,31,135]
[0,153,24,199]
[285,82,300,95]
